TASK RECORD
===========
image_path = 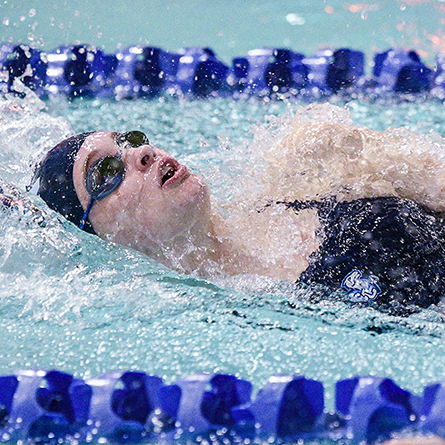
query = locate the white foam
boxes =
[0,84,72,190]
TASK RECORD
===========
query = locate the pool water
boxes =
[2,0,445,443]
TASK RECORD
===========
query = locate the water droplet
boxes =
[286,13,305,26]
[28,8,36,17]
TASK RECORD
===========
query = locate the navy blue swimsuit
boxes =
[288,197,445,314]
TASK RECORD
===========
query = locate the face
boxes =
[73,131,211,254]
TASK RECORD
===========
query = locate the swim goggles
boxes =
[79,130,149,230]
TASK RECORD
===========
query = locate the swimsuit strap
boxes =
[277,197,338,221]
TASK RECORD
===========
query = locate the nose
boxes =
[127,145,158,172]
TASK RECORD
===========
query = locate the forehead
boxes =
[82,132,118,154]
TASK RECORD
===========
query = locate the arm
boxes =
[261,119,445,213]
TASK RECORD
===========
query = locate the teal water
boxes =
[2,0,445,65]
[2,1,445,443]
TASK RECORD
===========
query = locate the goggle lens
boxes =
[117,131,149,148]
[86,156,125,200]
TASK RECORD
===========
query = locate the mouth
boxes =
[158,157,189,188]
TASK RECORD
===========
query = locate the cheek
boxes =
[89,175,210,244]
[88,196,125,235]
[88,184,164,241]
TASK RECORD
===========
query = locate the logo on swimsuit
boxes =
[341,269,382,302]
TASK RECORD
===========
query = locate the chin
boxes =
[166,178,211,233]
[175,174,210,206]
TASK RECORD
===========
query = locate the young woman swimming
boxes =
[30,109,445,314]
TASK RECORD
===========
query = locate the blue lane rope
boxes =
[0,44,442,100]
[0,369,444,443]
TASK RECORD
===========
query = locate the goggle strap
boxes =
[79,197,95,230]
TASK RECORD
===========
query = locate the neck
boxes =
[147,214,252,277]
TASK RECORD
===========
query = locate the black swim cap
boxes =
[34,132,96,234]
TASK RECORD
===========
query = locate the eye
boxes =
[118,131,149,148]
[87,156,125,199]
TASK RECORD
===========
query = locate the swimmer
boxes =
[30,112,445,314]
